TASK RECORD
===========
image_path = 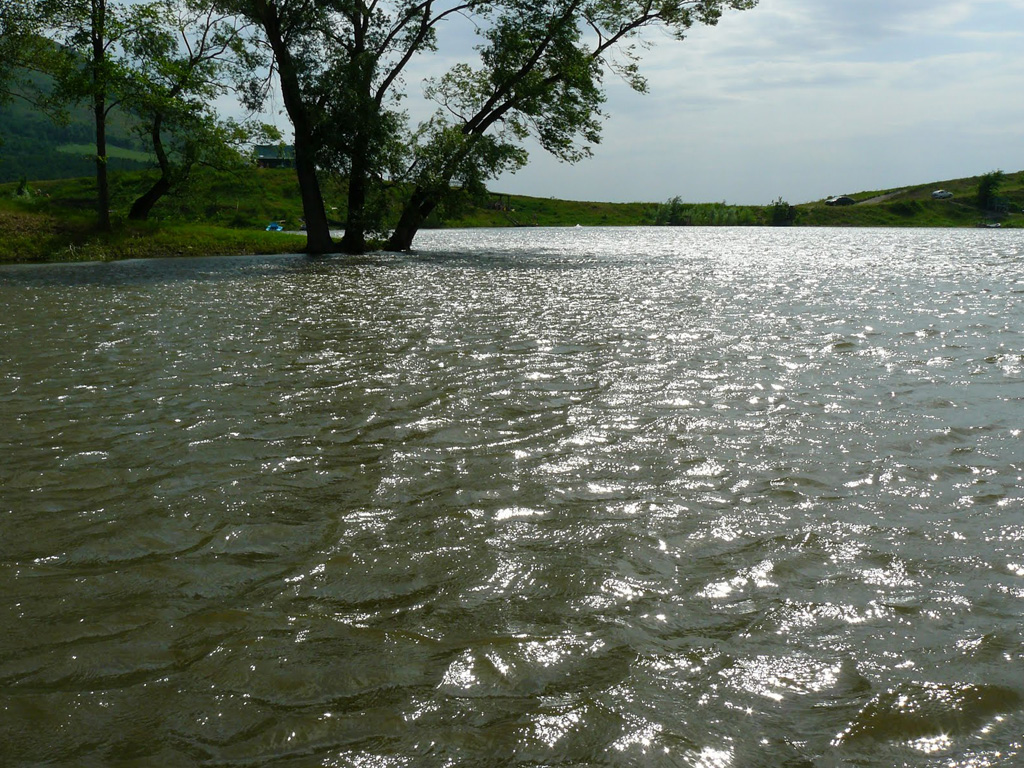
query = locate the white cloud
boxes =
[491,0,1024,203]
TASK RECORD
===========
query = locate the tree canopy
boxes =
[214,0,756,252]
[977,170,1005,212]
[0,0,44,104]
[119,0,268,219]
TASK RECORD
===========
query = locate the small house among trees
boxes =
[255,145,296,169]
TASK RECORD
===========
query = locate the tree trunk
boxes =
[293,140,334,254]
[93,96,111,231]
[255,0,334,255]
[91,0,111,232]
[129,114,173,221]
[340,47,373,255]
[388,186,437,251]
[128,174,171,220]
[340,150,370,254]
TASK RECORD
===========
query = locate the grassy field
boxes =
[443,194,661,228]
[0,196,305,264]
[2,167,1021,263]
[56,143,156,163]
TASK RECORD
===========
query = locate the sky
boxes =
[487,0,1024,205]
[253,0,1024,205]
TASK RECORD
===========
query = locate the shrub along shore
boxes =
[1,168,1021,264]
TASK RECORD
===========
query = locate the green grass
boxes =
[441,193,660,228]
[3,166,1022,264]
[798,170,1024,227]
[794,199,996,228]
[56,143,155,163]
[1,166,316,263]
[457,170,1023,230]
[0,196,305,264]
[11,165,313,226]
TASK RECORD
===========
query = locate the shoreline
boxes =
[2,219,1019,267]
[2,168,1020,264]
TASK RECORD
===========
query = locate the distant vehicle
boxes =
[825,196,856,206]
[931,190,953,199]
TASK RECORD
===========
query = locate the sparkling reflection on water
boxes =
[1,227,1024,767]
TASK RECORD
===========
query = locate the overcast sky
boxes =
[482,0,1024,205]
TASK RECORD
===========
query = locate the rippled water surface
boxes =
[2,227,1024,767]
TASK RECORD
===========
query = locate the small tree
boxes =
[977,170,1004,211]
[769,196,794,226]
[121,0,266,220]
[655,196,687,226]
[39,0,133,231]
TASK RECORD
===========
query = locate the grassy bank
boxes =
[795,198,993,228]
[2,167,1022,263]
[0,198,305,264]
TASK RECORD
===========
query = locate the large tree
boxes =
[387,0,757,250]
[220,0,486,254]
[223,0,755,254]
[217,0,339,252]
[317,0,484,253]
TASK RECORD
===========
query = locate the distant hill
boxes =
[0,70,152,183]
[443,171,1024,229]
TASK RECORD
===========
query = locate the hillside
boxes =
[442,171,1024,230]
[0,71,151,183]
[792,171,1024,228]
[2,79,1021,229]
[5,166,1023,232]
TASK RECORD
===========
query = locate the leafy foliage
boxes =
[977,170,1005,212]
[212,0,758,251]
[0,63,152,182]
[117,0,270,218]
[768,196,795,226]
[0,1,49,104]
[654,196,759,225]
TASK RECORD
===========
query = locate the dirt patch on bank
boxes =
[0,208,59,236]
[859,191,907,205]
[0,207,89,263]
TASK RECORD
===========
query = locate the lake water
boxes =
[2,226,1023,767]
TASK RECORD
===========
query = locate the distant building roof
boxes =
[254,144,296,169]
[255,144,295,160]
